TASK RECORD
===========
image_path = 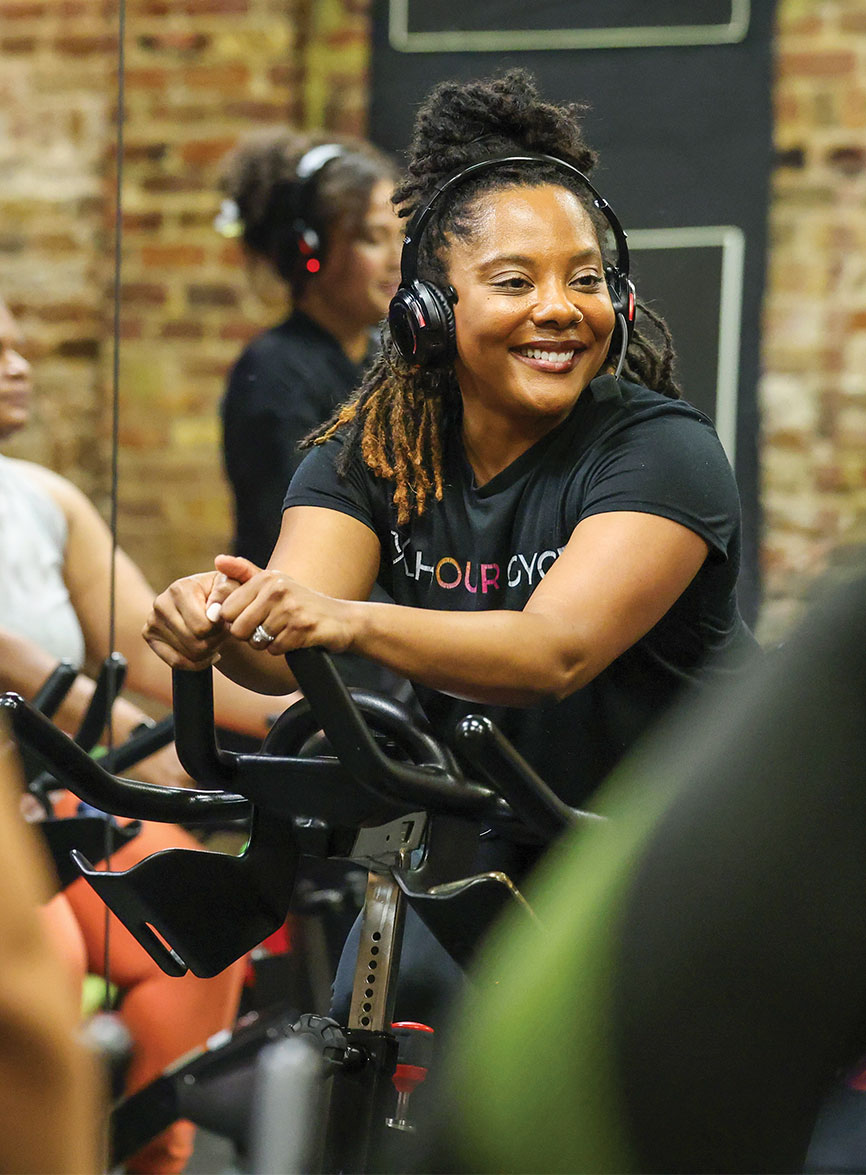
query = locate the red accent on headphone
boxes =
[305,258,321,273]
[628,289,635,323]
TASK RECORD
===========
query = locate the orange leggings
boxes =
[42,798,246,1174]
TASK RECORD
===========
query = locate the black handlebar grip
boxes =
[32,660,79,720]
[170,668,238,789]
[74,652,127,752]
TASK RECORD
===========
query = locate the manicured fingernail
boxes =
[206,603,222,622]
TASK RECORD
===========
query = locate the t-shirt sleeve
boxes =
[576,410,740,561]
[282,438,380,538]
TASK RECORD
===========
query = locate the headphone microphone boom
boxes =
[387,152,636,373]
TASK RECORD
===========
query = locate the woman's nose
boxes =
[2,348,30,379]
[531,285,583,327]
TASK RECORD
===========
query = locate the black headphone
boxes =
[388,152,636,373]
[280,142,346,281]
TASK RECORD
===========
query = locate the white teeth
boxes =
[519,347,575,364]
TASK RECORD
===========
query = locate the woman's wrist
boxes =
[340,598,370,657]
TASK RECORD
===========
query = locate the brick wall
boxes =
[0,0,370,585]
[759,0,866,640]
[1,0,864,637]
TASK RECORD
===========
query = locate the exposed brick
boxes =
[777,51,857,78]
[181,0,249,12]
[34,303,99,324]
[840,13,866,33]
[116,142,169,163]
[1,36,37,51]
[161,320,204,339]
[141,243,207,266]
[0,233,29,253]
[120,283,167,306]
[186,283,238,308]
[122,211,164,232]
[180,137,237,166]
[53,35,117,55]
[30,232,80,252]
[123,66,170,88]
[219,321,259,343]
[222,99,293,120]
[137,31,211,53]
[826,146,866,175]
[1,1,48,16]
[775,146,805,168]
[55,337,100,359]
[141,174,206,194]
[182,62,249,89]
[268,63,294,86]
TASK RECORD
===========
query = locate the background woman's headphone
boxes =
[388,152,636,374]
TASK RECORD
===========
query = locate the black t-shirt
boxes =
[284,377,756,807]
[221,310,373,567]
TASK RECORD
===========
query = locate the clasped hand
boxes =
[143,554,355,670]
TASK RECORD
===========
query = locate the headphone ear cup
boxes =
[388,280,456,368]
[605,267,636,342]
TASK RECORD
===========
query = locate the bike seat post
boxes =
[325,820,424,1173]
[348,867,408,1033]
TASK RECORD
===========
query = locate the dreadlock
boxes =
[304,69,681,526]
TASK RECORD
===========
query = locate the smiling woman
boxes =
[145,69,758,1024]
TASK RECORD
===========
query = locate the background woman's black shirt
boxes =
[221,310,372,567]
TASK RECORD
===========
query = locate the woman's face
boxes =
[0,301,32,442]
[313,178,403,328]
[446,183,616,430]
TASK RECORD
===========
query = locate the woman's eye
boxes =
[493,276,530,290]
[573,273,604,289]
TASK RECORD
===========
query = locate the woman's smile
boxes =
[511,341,587,373]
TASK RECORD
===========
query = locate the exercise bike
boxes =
[4,647,596,1171]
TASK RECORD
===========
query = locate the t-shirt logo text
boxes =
[390,532,563,594]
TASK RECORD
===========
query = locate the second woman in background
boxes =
[217,128,403,567]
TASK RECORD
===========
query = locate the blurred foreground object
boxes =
[0,718,102,1174]
[443,555,866,1174]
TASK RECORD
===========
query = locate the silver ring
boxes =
[251,623,275,648]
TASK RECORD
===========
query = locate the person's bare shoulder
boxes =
[9,458,94,522]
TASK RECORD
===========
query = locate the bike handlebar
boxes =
[1,693,252,823]
[6,646,584,841]
[171,655,508,822]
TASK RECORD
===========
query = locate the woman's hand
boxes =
[206,554,357,656]
[143,570,237,670]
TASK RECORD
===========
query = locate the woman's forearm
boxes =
[346,601,584,706]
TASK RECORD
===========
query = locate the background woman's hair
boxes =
[306,69,681,525]
[219,127,398,295]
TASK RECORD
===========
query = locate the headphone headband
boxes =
[295,142,345,181]
[400,152,630,287]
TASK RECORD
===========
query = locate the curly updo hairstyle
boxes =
[307,69,681,526]
[219,128,398,298]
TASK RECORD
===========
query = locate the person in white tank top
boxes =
[0,296,300,1175]
[0,298,299,756]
